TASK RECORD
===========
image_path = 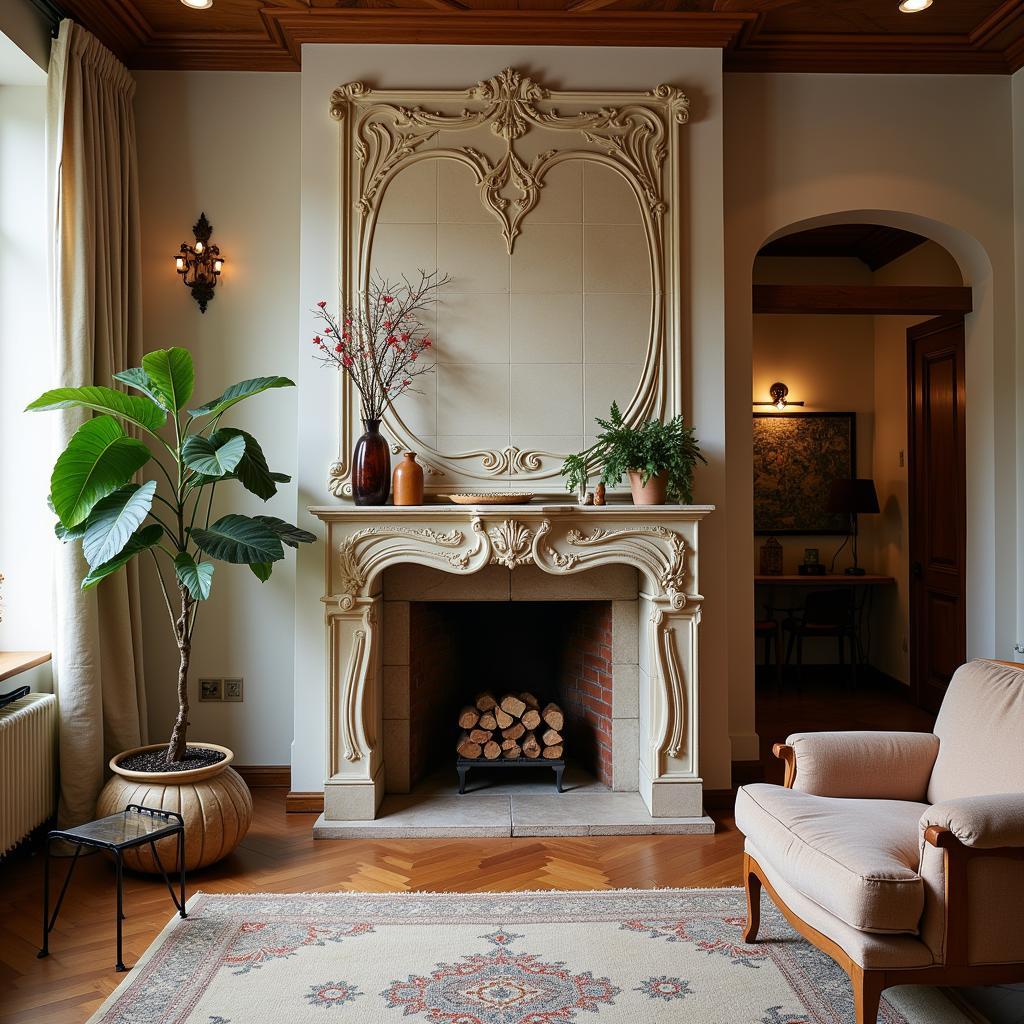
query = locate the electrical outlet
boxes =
[224,677,243,702]
[199,678,223,702]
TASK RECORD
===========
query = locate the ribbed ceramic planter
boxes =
[95,742,253,873]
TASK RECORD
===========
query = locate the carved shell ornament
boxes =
[327,70,690,498]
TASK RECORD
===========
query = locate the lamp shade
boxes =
[826,478,879,515]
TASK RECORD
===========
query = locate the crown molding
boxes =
[56,1,1024,75]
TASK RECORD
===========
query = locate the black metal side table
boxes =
[38,804,187,972]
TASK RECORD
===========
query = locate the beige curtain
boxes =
[47,20,148,827]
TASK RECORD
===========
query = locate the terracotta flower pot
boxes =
[628,469,669,505]
[95,742,252,873]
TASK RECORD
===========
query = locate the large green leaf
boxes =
[188,376,293,420]
[82,481,157,567]
[142,348,195,411]
[26,385,166,434]
[174,553,215,601]
[190,514,284,564]
[51,416,151,528]
[182,431,246,478]
[82,524,163,591]
[191,468,291,490]
[219,429,278,499]
[249,562,273,582]
[253,515,316,548]
[113,367,168,409]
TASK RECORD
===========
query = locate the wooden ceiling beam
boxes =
[753,285,973,316]
[264,9,753,49]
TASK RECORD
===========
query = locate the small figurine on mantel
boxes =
[594,483,606,506]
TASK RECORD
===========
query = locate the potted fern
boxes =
[27,347,315,870]
[562,402,705,505]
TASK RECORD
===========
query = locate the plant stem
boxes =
[166,581,195,763]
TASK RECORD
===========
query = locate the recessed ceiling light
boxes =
[898,0,932,12]
[180,0,213,9]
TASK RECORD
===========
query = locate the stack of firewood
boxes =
[456,692,565,761]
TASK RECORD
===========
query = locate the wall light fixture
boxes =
[175,212,224,314]
[753,381,805,410]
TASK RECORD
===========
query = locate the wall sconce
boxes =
[175,212,224,313]
[753,381,805,410]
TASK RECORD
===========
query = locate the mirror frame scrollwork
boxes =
[327,68,689,498]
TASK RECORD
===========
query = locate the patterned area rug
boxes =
[87,889,969,1024]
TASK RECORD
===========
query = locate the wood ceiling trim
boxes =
[265,9,755,50]
[969,0,1024,48]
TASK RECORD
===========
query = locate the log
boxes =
[541,728,563,747]
[500,737,520,752]
[519,692,540,709]
[502,741,522,759]
[542,744,564,759]
[478,712,498,731]
[458,706,480,729]
[457,734,482,759]
[494,707,514,729]
[522,733,541,758]
[482,740,502,760]
[521,708,541,731]
[500,694,527,719]
[541,703,564,731]
[501,722,525,741]
[469,728,493,744]
[475,692,497,712]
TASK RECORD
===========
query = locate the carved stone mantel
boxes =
[310,503,713,822]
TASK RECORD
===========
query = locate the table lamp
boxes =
[826,478,880,576]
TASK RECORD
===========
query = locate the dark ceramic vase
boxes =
[352,419,391,505]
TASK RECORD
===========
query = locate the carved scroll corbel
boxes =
[650,605,686,761]
[331,603,377,765]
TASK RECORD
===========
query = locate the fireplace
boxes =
[310,504,713,834]
[394,601,624,791]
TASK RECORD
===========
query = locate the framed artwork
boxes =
[753,412,855,535]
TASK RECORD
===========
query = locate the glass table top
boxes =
[55,809,181,848]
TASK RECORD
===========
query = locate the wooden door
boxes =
[908,315,966,712]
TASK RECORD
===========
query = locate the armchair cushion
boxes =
[920,793,1024,849]
[929,659,1024,804]
[735,783,927,934]
[786,730,939,800]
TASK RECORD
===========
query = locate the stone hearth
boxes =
[310,503,713,835]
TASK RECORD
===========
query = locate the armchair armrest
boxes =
[922,793,1024,849]
[776,730,939,799]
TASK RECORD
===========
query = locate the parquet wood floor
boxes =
[0,679,933,1024]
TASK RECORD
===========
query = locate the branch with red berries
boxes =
[311,269,451,421]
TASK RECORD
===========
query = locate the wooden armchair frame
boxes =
[742,742,1024,1024]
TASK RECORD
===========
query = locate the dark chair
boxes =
[754,619,783,693]
[783,589,859,686]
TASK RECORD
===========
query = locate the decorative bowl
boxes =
[445,493,535,506]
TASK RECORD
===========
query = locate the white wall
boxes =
[0,81,53,658]
[293,45,731,791]
[133,72,301,764]
[125,62,1023,788]
[725,73,1018,751]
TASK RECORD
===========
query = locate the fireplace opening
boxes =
[407,601,614,789]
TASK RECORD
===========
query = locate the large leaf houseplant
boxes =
[28,347,314,868]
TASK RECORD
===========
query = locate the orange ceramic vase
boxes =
[393,451,425,506]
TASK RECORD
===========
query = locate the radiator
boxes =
[0,693,57,854]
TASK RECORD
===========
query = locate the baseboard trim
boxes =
[235,765,291,788]
[286,791,325,813]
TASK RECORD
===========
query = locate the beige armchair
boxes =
[735,659,1024,1024]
